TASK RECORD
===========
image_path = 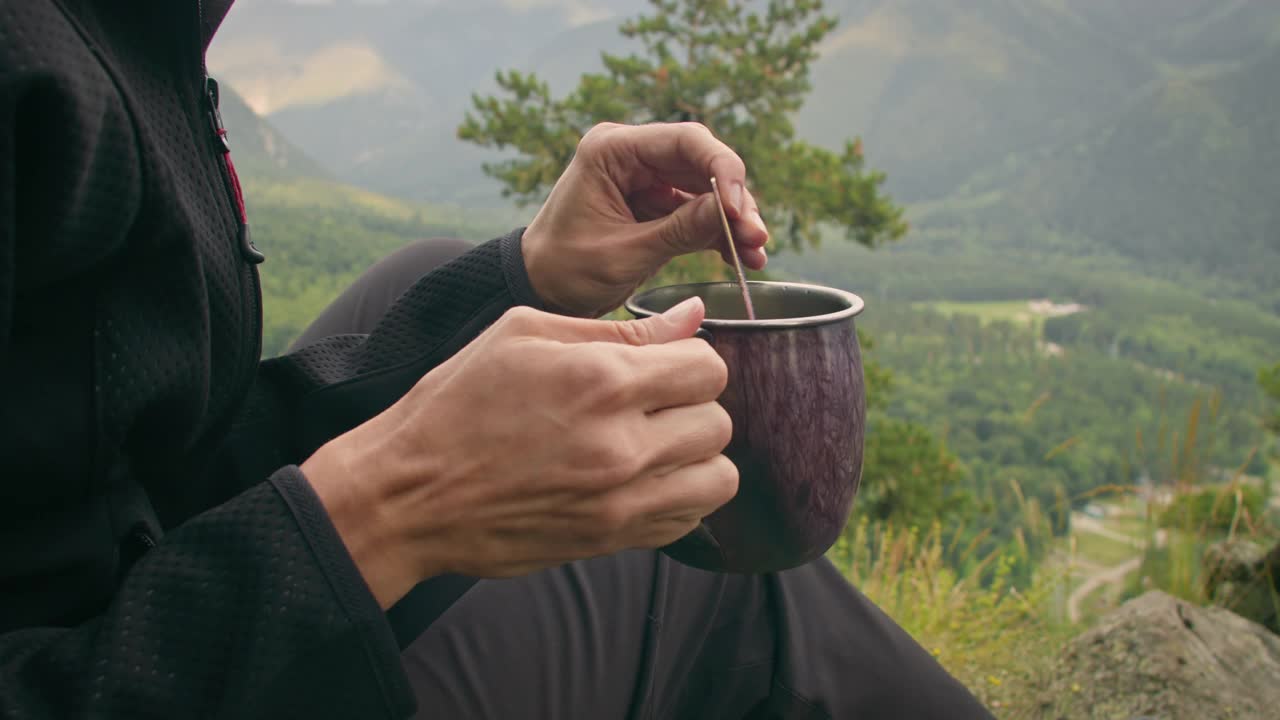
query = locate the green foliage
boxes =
[856,417,971,531]
[827,519,1070,716]
[458,0,907,253]
[774,240,1278,419]
[248,178,519,356]
[1262,363,1280,436]
[1071,531,1138,568]
[1113,400,1278,611]
[807,279,1269,595]
[1158,485,1266,533]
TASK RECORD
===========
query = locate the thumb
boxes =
[642,192,723,259]
[617,295,706,346]
[540,295,706,346]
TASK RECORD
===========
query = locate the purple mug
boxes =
[624,281,867,574]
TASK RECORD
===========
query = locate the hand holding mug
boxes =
[301,298,738,608]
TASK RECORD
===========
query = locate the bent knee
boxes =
[394,236,477,273]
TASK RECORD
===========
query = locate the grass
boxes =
[914,300,1049,333]
[826,493,1273,717]
[1106,514,1157,541]
[828,519,1073,717]
[826,399,1277,718]
[1070,529,1140,567]
[1075,574,1135,624]
[244,176,527,233]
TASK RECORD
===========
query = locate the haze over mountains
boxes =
[210,0,1280,305]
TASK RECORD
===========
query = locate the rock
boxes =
[1203,539,1279,634]
[1203,539,1266,581]
[1031,590,1280,720]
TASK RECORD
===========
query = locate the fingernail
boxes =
[663,296,703,321]
[747,209,768,237]
[730,182,744,214]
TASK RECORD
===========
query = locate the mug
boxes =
[624,281,867,574]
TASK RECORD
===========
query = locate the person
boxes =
[0,1,995,718]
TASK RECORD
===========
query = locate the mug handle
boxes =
[694,327,715,345]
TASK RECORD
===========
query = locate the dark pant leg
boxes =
[397,551,993,720]
[399,550,776,720]
[294,238,993,718]
[289,236,477,351]
[754,558,995,719]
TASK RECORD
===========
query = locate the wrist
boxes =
[301,440,427,609]
[518,224,582,317]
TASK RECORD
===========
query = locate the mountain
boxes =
[216,80,331,183]
[208,0,637,205]
[212,78,527,355]
[207,0,1280,303]
[916,39,1280,307]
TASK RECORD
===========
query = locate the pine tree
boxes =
[458,0,907,257]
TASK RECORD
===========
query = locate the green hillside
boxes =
[210,1,1280,308]
[205,20,1280,706]
[217,82,332,184]
[918,43,1280,309]
[218,82,528,356]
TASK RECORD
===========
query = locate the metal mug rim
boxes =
[624,280,866,329]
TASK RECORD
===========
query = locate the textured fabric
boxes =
[284,238,496,649]
[0,1,539,717]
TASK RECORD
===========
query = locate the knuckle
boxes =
[579,122,622,152]
[605,438,645,479]
[498,305,538,332]
[703,348,729,393]
[715,149,747,176]
[679,120,713,137]
[612,319,652,347]
[709,404,733,451]
[580,429,642,481]
[572,353,630,403]
[594,497,631,537]
[710,454,740,501]
[677,122,746,174]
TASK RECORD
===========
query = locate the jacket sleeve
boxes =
[0,468,420,719]
[206,229,547,650]
[209,228,546,500]
[0,36,543,720]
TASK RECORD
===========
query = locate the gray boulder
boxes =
[1031,590,1280,720]
[1203,539,1279,634]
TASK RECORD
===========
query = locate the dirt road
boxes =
[1067,556,1143,623]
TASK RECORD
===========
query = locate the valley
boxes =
[208,4,1279,711]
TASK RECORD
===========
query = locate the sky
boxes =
[275,0,625,26]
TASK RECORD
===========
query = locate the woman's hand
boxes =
[520,122,771,318]
[302,298,737,609]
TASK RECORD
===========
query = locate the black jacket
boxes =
[0,0,543,716]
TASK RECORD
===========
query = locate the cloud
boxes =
[501,0,617,26]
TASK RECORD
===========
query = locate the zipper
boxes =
[133,526,157,550]
[203,76,265,265]
[117,523,158,582]
[197,0,265,375]
[195,0,262,266]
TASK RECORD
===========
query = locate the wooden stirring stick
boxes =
[709,176,757,321]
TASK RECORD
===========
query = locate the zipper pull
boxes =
[205,76,231,152]
[203,75,265,264]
